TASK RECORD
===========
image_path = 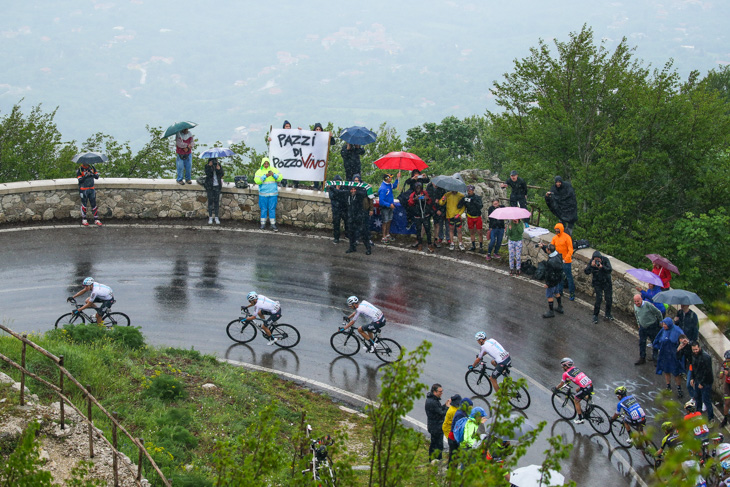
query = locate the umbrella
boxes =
[488,207,531,220]
[372,151,428,171]
[339,126,377,145]
[510,465,565,487]
[626,269,664,287]
[646,254,680,275]
[163,121,197,138]
[431,174,467,193]
[653,289,703,305]
[72,152,108,165]
[200,147,236,159]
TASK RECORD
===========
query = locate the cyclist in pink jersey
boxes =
[553,357,594,424]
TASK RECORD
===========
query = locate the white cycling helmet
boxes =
[474,331,487,341]
[717,443,730,466]
[246,291,258,302]
[560,357,574,367]
[83,277,94,286]
[346,296,359,306]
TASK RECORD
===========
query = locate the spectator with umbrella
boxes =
[427,181,447,247]
[675,304,699,342]
[633,293,663,365]
[73,152,107,227]
[254,157,281,231]
[433,174,467,251]
[407,182,434,252]
[647,254,679,290]
[488,206,530,273]
[485,199,505,261]
[377,171,400,244]
[163,122,196,185]
[653,317,685,398]
[628,268,666,316]
[340,126,376,181]
[545,176,578,236]
[200,148,234,225]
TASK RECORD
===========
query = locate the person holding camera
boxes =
[254,157,281,231]
[407,182,434,252]
[204,157,224,225]
[584,250,613,324]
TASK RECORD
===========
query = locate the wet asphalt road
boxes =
[0,222,667,486]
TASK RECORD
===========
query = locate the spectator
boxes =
[447,397,472,466]
[404,169,430,193]
[401,169,430,229]
[439,190,465,251]
[425,383,451,461]
[462,185,485,253]
[677,334,694,401]
[506,219,525,275]
[345,184,373,255]
[690,341,714,422]
[635,283,666,317]
[407,182,434,252]
[486,199,505,261]
[653,317,685,398]
[542,243,564,319]
[341,143,365,181]
[175,128,194,185]
[675,304,699,342]
[461,406,488,449]
[427,181,447,247]
[540,223,575,300]
[633,294,663,365]
[500,169,529,226]
[204,158,224,225]
[279,121,299,189]
[545,176,578,236]
[584,250,613,324]
[75,160,101,226]
[311,123,335,190]
[719,351,730,427]
[327,175,348,244]
[652,263,673,290]
[254,157,281,231]
[378,172,401,244]
[442,394,460,461]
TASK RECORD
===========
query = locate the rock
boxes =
[11,382,30,394]
[201,383,217,390]
[0,372,14,384]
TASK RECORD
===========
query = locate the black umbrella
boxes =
[72,152,108,164]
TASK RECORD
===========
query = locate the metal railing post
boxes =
[137,437,144,481]
[59,355,65,429]
[20,335,26,406]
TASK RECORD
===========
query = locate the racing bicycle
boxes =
[301,424,337,486]
[465,361,531,410]
[329,317,402,363]
[226,307,301,349]
[551,385,611,435]
[609,413,657,466]
[55,297,130,328]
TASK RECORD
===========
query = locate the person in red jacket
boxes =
[407,182,434,252]
[652,263,672,290]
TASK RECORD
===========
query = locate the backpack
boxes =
[453,417,469,445]
[534,261,548,281]
[521,259,536,276]
[574,238,590,250]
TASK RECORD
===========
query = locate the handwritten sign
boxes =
[269,129,330,181]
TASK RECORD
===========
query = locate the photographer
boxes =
[584,250,613,324]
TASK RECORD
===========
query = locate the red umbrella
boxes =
[645,254,680,275]
[373,152,428,171]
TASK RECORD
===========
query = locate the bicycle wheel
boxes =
[465,369,493,397]
[330,331,360,356]
[508,384,531,410]
[105,312,130,327]
[586,405,611,435]
[226,319,257,343]
[374,338,402,363]
[55,312,86,329]
[641,440,658,468]
[272,324,300,349]
[610,420,632,448]
[551,391,576,420]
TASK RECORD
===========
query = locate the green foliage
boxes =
[0,422,53,487]
[66,461,104,487]
[54,323,145,350]
[145,374,187,402]
[81,126,172,178]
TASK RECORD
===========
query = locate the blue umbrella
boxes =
[72,152,108,164]
[339,126,377,145]
[200,148,236,159]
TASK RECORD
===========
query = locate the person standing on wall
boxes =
[501,169,529,226]
[545,176,577,236]
[175,128,194,185]
[204,157,224,225]
[254,157,281,231]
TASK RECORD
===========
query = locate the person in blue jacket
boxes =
[653,317,684,398]
[378,171,400,244]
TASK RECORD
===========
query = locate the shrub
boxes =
[53,324,145,350]
[145,375,186,402]
[107,326,145,350]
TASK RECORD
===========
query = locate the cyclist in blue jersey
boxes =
[343,296,386,353]
[610,386,647,444]
[243,291,282,345]
[68,277,115,324]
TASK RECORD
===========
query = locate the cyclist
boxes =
[655,421,681,459]
[683,399,710,442]
[68,277,114,325]
[552,357,593,424]
[716,443,730,486]
[243,292,281,345]
[342,296,385,353]
[610,386,646,445]
[469,332,510,393]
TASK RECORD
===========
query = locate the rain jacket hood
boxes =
[551,223,573,263]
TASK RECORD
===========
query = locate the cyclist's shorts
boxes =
[448,216,462,229]
[724,381,730,399]
[93,298,114,314]
[262,309,282,324]
[467,216,483,230]
[575,384,593,400]
[491,357,512,378]
[625,416,646,428]
[362,318,386,333]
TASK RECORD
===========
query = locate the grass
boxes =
[0,325,419,485]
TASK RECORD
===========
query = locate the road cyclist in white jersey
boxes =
[68,277,115,325]
[469,332,511,393]
[343,296,386,353]
[243,291,282,345]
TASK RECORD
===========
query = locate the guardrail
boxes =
[0,324,171,487]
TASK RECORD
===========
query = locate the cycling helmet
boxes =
[346,296,359,306]
[83,277,94,286]
[474,331,487,341]
[725,350,730,360]
[246,291,258,302]
[684,399,697,412]
[716,443,730,465]
[614,386,627,397]
[560,357,574,367]
[661,421,674,433]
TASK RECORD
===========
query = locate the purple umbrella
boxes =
[626,268,664,287]
[488,207,531,220]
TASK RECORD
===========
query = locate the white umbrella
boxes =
[510,464,565,487]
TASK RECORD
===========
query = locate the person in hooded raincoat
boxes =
[254,157,281,231]
[545,176,578,236]
[653,317,685,398]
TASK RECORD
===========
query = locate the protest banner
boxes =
[269,129,330,182]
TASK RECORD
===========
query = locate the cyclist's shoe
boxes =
[626,436,633,445]
[573,417,584,424]
[267,336,279,346]
[362,345,373,354]
[82,219,89,226]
